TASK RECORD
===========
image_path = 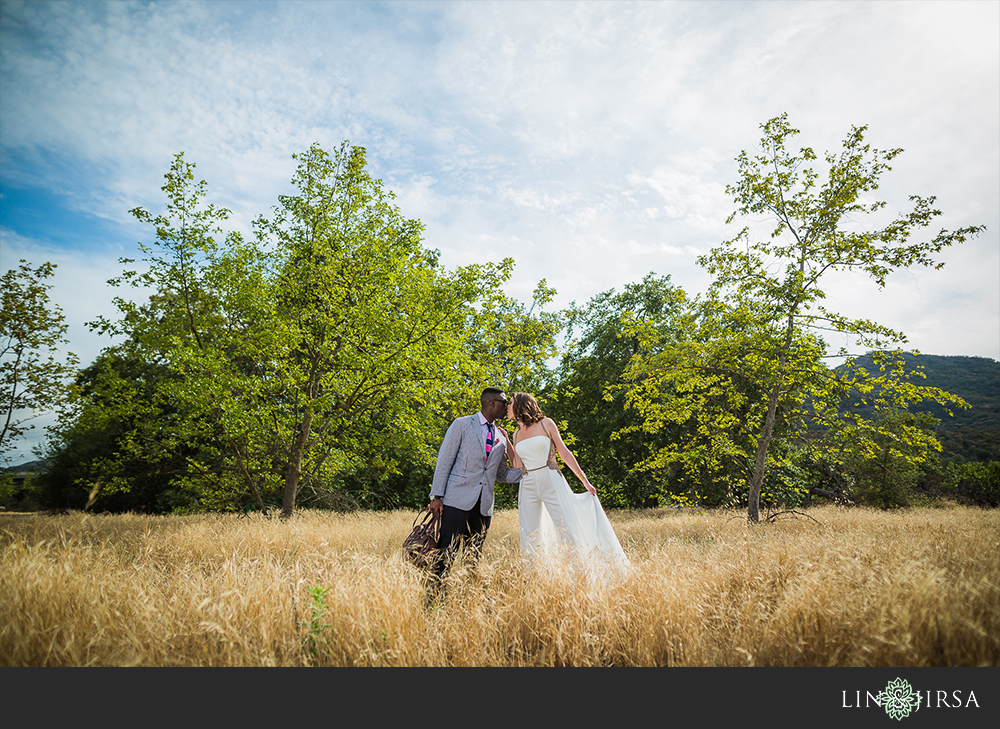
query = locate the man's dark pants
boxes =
[428,492,490,598]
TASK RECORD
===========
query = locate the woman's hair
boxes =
[511,392,545,425]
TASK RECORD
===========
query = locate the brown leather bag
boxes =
[403,508,441,569]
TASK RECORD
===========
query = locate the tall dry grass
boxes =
[1,505,997,666]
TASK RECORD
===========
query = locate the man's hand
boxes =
[429,496,443,514]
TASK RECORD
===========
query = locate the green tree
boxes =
[34,351,204,513]
[258,142,514,517]
[1,260,79,464]
[83,152,263,511]
[545,273,688,507]
[619,114,984,522]
[614,290,825,509]
[76,143,520,516]
[821,408,942,508]
[473,278,562,395]
[370,278,562,513]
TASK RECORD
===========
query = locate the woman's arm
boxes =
[544,418,596,495]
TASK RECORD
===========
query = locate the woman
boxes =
[504,392,630,577]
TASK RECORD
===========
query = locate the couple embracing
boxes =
[427,387,630,588]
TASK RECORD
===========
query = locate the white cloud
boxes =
[0,0,996,390]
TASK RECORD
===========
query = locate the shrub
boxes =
[940,461,1000,507]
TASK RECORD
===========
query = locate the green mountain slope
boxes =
[839,354,1000,462]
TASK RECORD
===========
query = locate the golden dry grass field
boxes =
[1,504,997,667]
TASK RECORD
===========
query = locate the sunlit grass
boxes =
[1,505,997,666]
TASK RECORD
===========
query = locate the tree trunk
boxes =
[280,411,313,519]
[747,378,782,523]
[234,447,266,512]
[747,308,798,523]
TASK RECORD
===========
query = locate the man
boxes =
[428,387,521,586]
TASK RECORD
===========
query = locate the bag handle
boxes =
[414,507,441,534]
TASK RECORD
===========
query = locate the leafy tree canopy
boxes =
[1,260,79,464]
[616,114,985,521]
[60,142,557,515]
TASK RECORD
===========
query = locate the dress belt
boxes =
[524,463,558,472]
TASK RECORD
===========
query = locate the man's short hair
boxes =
[480,387,506,407]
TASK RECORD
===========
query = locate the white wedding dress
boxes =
[515,434,631,580]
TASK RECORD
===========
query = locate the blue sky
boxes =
[2,0,998,463]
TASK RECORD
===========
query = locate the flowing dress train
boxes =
[515,434,631,579]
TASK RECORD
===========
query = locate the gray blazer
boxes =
[430,414,522,516]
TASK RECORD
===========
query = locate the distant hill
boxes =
[1,460,47,491]
[0,461,45,473]
[2,460,46,472]
[837,354,1000,462]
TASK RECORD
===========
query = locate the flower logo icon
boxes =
[877,678,919,720]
